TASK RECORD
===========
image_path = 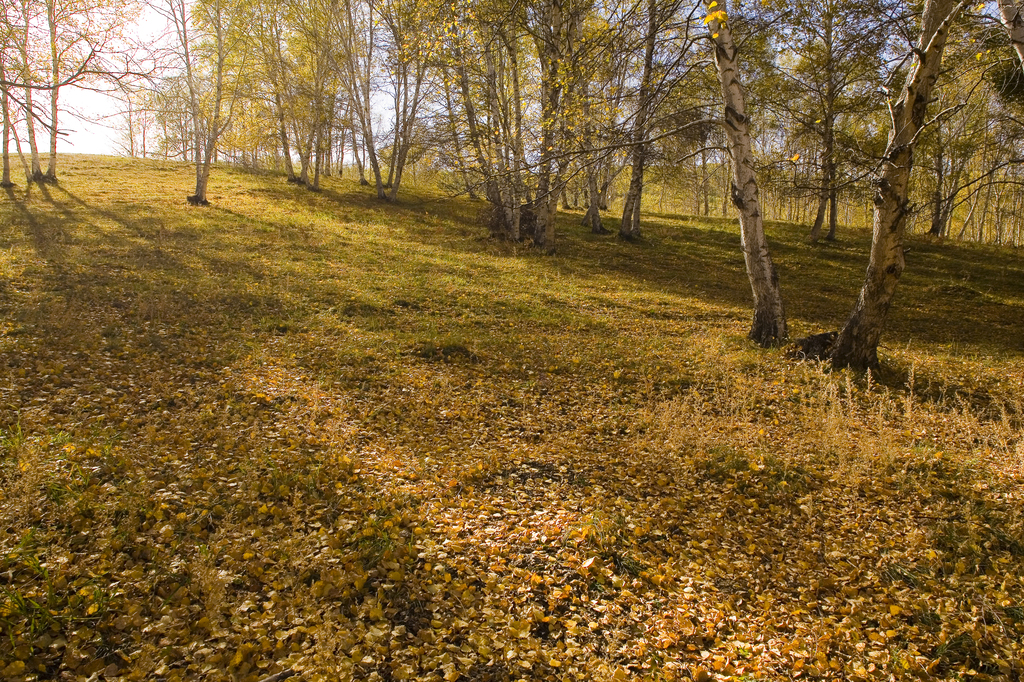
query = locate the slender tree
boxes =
[707,2,787,346]
[830,0,964,369]
[162,0,247,205]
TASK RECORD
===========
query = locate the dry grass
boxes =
[0,156,1022,681]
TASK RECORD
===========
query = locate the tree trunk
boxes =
[441,69,476,198]
[275,93,296,182]
[532,0,574,253]
[45,0,59,182]
[999,0,1024,67]
[460,48,518,240]
[830,0,960,370]
[23,88,42,182]
[620,0,657,240]
[929,144,945,236]
[810,193,828,241]
[809,112,836,243]
[336,0,383,196]
[709,6,787,347]
[582,166,605,233]
[387,61,425,202]
[353,128,368,185]
[826,186,838,240]
[701,148,710,216]
[1,59,13,188]
[619,158,645,239]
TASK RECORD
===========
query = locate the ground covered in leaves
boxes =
[1,157,1023,681]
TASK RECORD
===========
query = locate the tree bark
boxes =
[830,0,961,370]
[620,0,657,240]
[45,0,59,182]
[999,0,1024,67]
[275,94,296,182]
[18,0,43,183]
[709,7,787,347]
[1,57,13,188]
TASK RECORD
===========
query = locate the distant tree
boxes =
[759,0,894,243]
[161,0,248,205]
[10,0,43,181]
[333,0,387,198]
[618,0,702,240]
[527,0,589,251]
[375,0,433,201]
[1,15,17,187]
[115,86,156,157]
[0,0,137,183]
[442,0,531,241]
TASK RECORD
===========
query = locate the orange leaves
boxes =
[1,158,1023,682]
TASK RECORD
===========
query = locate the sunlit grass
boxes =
[1,155,1022,681]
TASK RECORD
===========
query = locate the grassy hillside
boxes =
[1,156,1022,682]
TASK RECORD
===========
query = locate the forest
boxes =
[1,0,1024,681]
[6,0,1024,362]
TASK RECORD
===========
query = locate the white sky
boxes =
[58,87,124,155]
[57,7,167,156]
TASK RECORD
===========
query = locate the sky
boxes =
[56,7,167,157]
[59,88,125,156]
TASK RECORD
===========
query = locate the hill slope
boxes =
[1,157,1022,681]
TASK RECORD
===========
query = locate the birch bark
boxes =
[708,6,787,346]
[830,0,962,369]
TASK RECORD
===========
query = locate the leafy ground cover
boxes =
[1,156,1023,682]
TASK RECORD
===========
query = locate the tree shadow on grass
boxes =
[390,203,1024,359]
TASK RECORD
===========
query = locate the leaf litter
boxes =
[1,158,1023,681]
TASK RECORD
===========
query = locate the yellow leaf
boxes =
[4,661,26,677]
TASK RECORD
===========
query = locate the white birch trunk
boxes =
[999,0,1024,67]
[708,8,787,346]
[830,0,962,369]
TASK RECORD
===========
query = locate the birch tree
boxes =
[162,0,247,205]
[999,0,1024,67]
[528,0,587,251]
[830,0,964,369]
[1,11,16,187]
[706,2,787,346]
[334,0,386,199]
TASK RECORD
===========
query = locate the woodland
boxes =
[1,0,1024,681]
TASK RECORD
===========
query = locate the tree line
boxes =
[3,0,1024,369]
